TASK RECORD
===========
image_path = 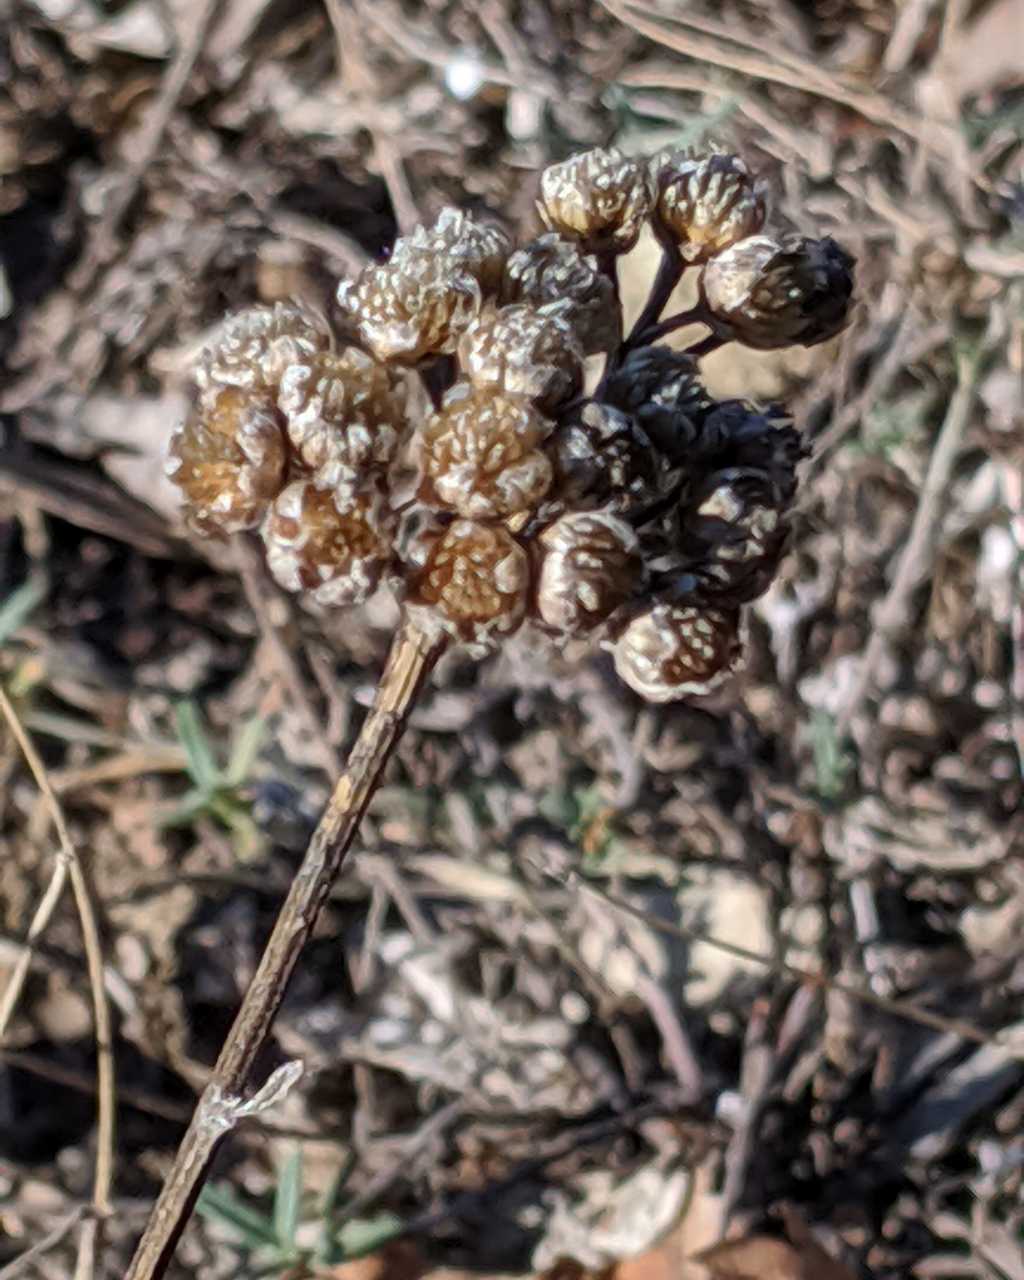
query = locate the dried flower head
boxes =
[420,384,553,521]
[549,402,660,517]
[652,151,765,263]
[401,206,511,294]
[195,302,330,395]
[261,480,393,607]
[408,519,528,648]
[538,148,652,254]
[457,303,583,411]
[536,509,641,634]
[166,386,286,535]
[613,603,741,702]
[278,348,406,494]
[671,470,790,604]
[701,234,856,349]
[338,253,481,364]
[501,234,617,354]
[602,347,715,460]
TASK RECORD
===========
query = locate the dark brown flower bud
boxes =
[165,386,286,536]
[692,400,803,496]
[652,151,765,263]
[549,402,661,518]
[672,470,790,604]
[501,234,617,354]
[613,603,741,702]
[400,207,511,294]
[457,303,583,411]
[538,148,652,254]
[407,519,528,649]
[536,509,641,634]
[261,480,393,607]
[337,254,481,365]
[195,302,330,395]
[701,234,856,349]
[278,348,406,495]
[420,383,553,521]
[601,347,715,460]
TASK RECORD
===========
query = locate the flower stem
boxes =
[123,616,445,1280]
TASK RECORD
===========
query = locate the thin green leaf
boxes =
[0,576,47,648]
[197,1184,280,1248]
[273,1148,304,1253]
[174,701,220,791]
[226,714,267,788]
[315,1151,358,1264]
[158,789,208,829]
[335,1212,404,1259]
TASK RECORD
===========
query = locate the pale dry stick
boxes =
[582,876,1021,1056]
[124,618,444,1280]
[0,686,115,1280]
[836,345,984,737]
[604,0,975,177]
[325,0,419,235]
[0,1208,91,1280]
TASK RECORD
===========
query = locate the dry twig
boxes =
[123,617,444,1280]
[0,686,116,1280]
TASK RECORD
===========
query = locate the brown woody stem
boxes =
[124,617,445,1280]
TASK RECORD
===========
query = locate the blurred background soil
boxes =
[1,0,1022,1277]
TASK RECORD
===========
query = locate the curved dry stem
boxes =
[124,616,445,1280]
[0,685,116,1279]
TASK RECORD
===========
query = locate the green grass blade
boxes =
[197,1183,280,1248]
[0,576,47,648]
[273,1148,304,1254]
[174,700,220,791]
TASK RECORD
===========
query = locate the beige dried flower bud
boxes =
[501,234,617,354]
[408,519,528,647]
[261,480,393,607]
[536,510,641,634]
[195,302,330,395]
[278,348,406,494]
[400,206,511,294]
[652,151,765,263]
[337,254,481,365]
[165,386,286,536]
[421,383,553,521]
[538,147,652,254]
[701,234,856,349]
[457,303,583,411]
[613,603,741,703]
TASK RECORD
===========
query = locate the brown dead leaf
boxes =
[693,1208,857,1280]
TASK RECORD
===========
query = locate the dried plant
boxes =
[128,145,855,1278]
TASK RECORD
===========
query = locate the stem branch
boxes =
[124,617,444,1280]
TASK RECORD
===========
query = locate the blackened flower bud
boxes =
[457,303,583,411]
[279,349,406,495]
[195,303,330,395]
[501,234,617,354]
[538,148,652,254]
[407,519,528,648]
[601,347,715,460]
[701,234,856,349]
[338,254,481,365]
[166,386,286,536]
[693,400,804,498]
[536,509,641,634]
[261,480,393,607]
[398,206,511,294]
[613,603,741,702]
[652,151,765,263]
[672,469,790,604]
[549,402,661,517]
[420,383,553,521]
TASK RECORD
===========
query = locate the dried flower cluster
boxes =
[167,147,855,702]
